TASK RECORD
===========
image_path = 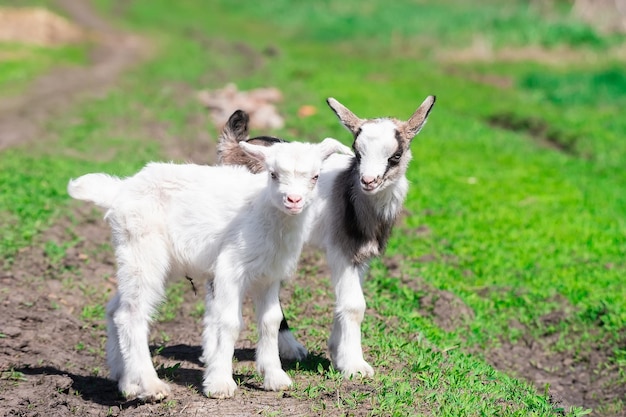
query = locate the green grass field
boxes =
[1,0,625,415]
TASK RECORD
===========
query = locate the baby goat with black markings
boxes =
[67,112,351,400]
[219,96,436,377]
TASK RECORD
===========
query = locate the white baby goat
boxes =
[67,113,351,401]
[219,96,436,378]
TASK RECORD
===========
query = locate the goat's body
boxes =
[298,153,408,375]
[68,119,351,401]
[69,162,307,399]
[71,164,301,280]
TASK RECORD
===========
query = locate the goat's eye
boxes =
[312,174,319,182]
[270,172,278,180]
[389,151,402,163]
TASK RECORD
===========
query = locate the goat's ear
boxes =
[326,97,364,134]
[239,141,269,162]
[318,137,354,161]
[223,110,250,142]
[404,95,436,139]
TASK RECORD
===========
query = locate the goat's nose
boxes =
[287,194,302,204]
[361,176,376,186]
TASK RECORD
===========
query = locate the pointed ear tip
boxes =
[228,110,250,126]
[415,95,436,114]
[320,136,341,146]
[319,137,333,147]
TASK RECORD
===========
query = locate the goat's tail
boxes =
[217,109,250,165]
[67,173,123,209]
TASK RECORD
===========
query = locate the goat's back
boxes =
[74,163,267,270]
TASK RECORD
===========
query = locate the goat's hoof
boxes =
[204,378,237,399]
[138,379,171,402]
[262,369,293,392]
[120,382,141,400]
[341,361,375,378]
[120,378,171,402]
[278,332,308,361]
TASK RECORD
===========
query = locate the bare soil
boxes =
[436,36,626,66]
[0,1,624,416]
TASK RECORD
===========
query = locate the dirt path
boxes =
[0,0,148,151]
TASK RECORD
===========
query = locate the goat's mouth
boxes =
[360,182,382,194]
[284,203,304,215]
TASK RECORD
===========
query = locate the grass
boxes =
[0,42,87,97]
[2,0,626,415]
[157,280,189,322]
[204,0,620,50]
[0,369,28,382]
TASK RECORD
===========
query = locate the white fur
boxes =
[354,120,400,188]
[68,139,349,400]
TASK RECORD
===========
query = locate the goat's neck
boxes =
[257,194,306,235]
[244,192,308,279]
[357,174,408,221]
[334,160,408,265]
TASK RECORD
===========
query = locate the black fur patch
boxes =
[381,130,404,177]
[279,318,290,332]
[333,158,396,265]
[206,280,215,299]
[247,136,287,146]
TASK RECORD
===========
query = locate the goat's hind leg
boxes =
[202,268,243,399]
[277,307,308,361]
[109,240,171,401]
[106,293,123,381]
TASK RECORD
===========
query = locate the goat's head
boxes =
[240,138,352,215]
[327,95,436,194]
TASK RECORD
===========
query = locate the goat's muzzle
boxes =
[360,175,381,193]
[284,194,304,215]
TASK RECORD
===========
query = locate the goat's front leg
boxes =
[202,264,243,399]
[253,280,293,391]
[327,252,374,377]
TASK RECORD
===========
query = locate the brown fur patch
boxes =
[217,110,287,173]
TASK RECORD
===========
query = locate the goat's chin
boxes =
[360,183,383,195]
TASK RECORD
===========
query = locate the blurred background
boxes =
[1,1,625,416]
